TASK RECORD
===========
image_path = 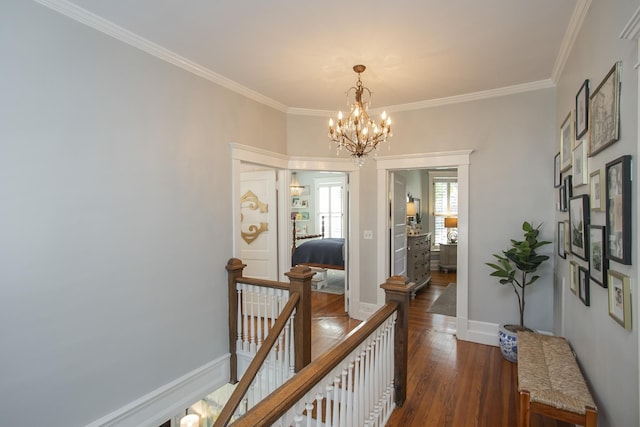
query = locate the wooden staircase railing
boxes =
[218,259,315,426]
[227,275,416,427]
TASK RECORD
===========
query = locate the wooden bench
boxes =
[517,332,597,427]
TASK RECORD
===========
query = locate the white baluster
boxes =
[315,392,323,427]
[346,361,354,425]
[331,376,340,427]
[339,368,348,426]
[242,284,249,352]
[305,401,314,427]
[256,287,263,350]
[236,284,242,350]
[325,383,333,427]
[249,285,256,353]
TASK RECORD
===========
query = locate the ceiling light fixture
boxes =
[328,65,392,167]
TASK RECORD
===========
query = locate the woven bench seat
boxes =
[517,332,597,427]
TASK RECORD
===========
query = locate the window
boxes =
[433,176,458,245]
[315,177,345,238]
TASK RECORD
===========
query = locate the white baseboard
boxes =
[87,354,230,427]
[465,320,499,346]
[351,301,379,321]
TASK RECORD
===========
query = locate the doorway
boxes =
[230,144,363,320]
[375,150,472,341]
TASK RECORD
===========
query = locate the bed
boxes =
[291,217,345,270]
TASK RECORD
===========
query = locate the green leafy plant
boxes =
[486,221,551,330]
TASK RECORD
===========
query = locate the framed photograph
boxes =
[564,220,571,254]
[578,266,590,306]
[560,111,573,172]
[569,261,579,295]
[575,79,589,139]
[300,198,309,208]
[300,211,310,221]
[606,155,632,264]
[572,140,588,186]
[558,185,566,212]
[557,221,566,259]
[588,225,607,288]
[589,169,605,211]
[291,197,302,208]
[608,270,631,330]
[554,153,561,188]
[569,195,589,260]
[564,175,573,198]
[589,62,621,156]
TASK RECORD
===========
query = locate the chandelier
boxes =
[328,65,392,166]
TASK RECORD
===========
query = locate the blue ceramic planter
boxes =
[498,323,518,363]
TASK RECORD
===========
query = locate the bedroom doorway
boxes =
[375,150,471,341]
[290,170,349,313]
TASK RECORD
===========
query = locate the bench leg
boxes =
[585,407,597,427]
[519,391,531,427]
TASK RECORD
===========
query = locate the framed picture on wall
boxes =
[589,62,621,156]
[557,221,566,259]
[554,153,561,188]
[590,169,605,211]
[605,155,632,264]
[608,270,631,330]
[588,225,607,288]
[572,140,588,186]
[560,111,573,172]
[569,194,589,260]
[569,260,579,295]
[575,79,589,139]
[578,266,590,306]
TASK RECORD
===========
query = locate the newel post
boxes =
[226,258,246,384]
[285,265,315,372]
[381,275,415,407]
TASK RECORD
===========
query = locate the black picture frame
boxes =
[588,225,607,288]
[564,175,573,198]
[605,155,632,264]
[575,79,589,140]
[558,184,565,212]
[578,266,590,306]
[557,221,566,259]
[589,62,621,156]
[554,153,561,188]
[569,194,589,260]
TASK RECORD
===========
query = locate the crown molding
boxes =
[551,0,591,83]
[620,6,640,40]
[33,0,289,113]
[288,80,555,117]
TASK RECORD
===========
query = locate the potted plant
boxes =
[486,221,551,362]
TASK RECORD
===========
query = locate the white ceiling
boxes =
[55,0,582,113]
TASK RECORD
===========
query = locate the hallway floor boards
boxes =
[310,271,570,427]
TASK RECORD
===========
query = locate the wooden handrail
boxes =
[214,292,301,427]
[230,302,400,427]
[234,276,290,291]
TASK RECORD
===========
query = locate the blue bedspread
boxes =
[292,238,345,268]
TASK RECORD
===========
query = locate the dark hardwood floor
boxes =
[310,271,571,427]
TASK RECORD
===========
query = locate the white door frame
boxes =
[375,150,473,341]
[230,144,364,318]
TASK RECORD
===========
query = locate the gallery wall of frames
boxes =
[554,61,633,330]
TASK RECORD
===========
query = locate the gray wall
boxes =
[288,89,557,330]
[0,2,286,426]
[555,0,639,426]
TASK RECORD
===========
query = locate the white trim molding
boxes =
[86,355,230,427]
[550,0,592,83]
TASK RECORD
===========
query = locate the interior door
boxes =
[391,172,407,277]
[239,170,278,279]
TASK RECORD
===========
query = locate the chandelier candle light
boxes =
[328,65,393,166]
